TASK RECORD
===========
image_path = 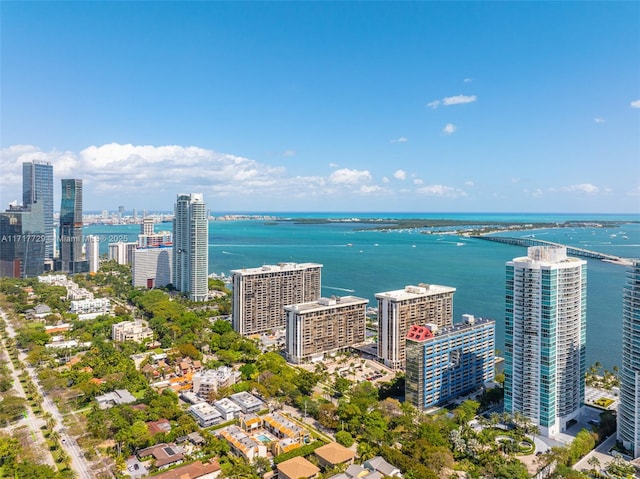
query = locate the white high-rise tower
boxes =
[172,193,208,301]
[505,246,586,437]
[618,260,640,458]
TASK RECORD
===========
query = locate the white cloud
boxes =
[463,78,473,83]
[416,184,466,198]
[524,188,544,198]
[358,184,386,194]
[413,178,424,185]
[560,183,600,194]
[593,117,605,123]
[329,163,339,168]
[393,169,407,181]
[427,100,440,109]
[442,94,477,106]
[631,100,640,108]
[627,186,640,197]
[329,168,372,185]
[464,180,475,187]
[390,136,408,143]
[382,176,390,183]
[443,123,457,135]
[282,149,296,157]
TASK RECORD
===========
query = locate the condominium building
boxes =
[112,320,154,343]
[405,314,495,410]
[108,241,137,265]
[132,245,173,288]
[23,160,54,259]
[58,179,88,274]
[505,246,586,437]
[618,260,640,458]
[231,262,322,336]
[173,193,208,301]
[138,218,172,248]
[69,297,111,319]
[285,295,368,364]
[188,402,223,428]
[376,284,456,369]
[85,235,100,273]
[191,367,238,399]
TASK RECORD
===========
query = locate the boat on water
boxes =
[346,243,353,247]
[456,242,465,246]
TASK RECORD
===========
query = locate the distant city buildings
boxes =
[231,262,322,336]
[376,284,456,369]
[618,260,640,458]
[58,179,88,273]
[405,314,495,410]
[504,246,586,437]
[285,295,368,363]
[173,193,208,301]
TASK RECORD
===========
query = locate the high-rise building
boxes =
[285,295,369,364]
[108,241,137,265]
[23,160,54,259]
[173,193,208,301]
[0,203,46,278]
[132,245,173,289]
[618,260,640,458]
[376,284,456,369]
[58,179,88,274]
[85,235,100,273]
[231,262,322,336]
[405,314,495,410]
[505,246,586,437]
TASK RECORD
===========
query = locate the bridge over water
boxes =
[471,235,633,265]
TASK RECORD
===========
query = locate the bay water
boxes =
[85,212,640,370]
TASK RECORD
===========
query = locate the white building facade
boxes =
[505,246,587,437]
[85,234,100,273]
[618,260,640,458]
[132,246,173,289]
[173,193,208,301]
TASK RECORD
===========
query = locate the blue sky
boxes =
[1,2,639,213]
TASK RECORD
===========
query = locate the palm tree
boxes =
[587,455,601,472]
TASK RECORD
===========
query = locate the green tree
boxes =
[335,430,355,447]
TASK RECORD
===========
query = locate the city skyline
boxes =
[1,2,639,214]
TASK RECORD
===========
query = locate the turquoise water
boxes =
[84,213,640,370]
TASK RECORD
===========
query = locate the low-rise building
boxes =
[314,442,356,469]
[138,443,184,469]
[69,297,111,320]
[188,402,223,428]
[229,391,265,414]
[153,461,222,479]
[112,320,153,343]
[192,367,238,398]
[262,412,309,443]
[277,456,320,479]
[95,389,136,409]
[213,398,242,421]
[217,425,267,461]
[148,460,221,479]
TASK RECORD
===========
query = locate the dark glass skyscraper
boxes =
[58,179,88,274]
[23,161,54,259]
